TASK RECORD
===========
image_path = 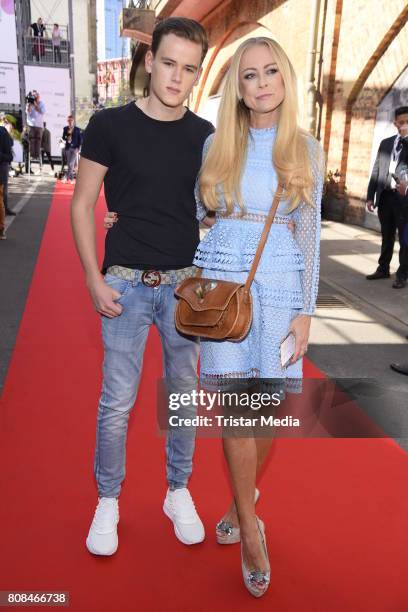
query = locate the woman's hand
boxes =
[104,211,117,229]
[289,314,311,363]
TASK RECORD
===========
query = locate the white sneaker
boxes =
[86,497,119,556]
[163,488,205,545]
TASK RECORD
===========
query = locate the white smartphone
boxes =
[280,332,296,368]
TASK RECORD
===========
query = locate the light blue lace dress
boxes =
[193,126,324,388]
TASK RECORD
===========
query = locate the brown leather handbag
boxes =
[174,186,283,341]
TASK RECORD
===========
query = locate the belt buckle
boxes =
[141,270,161,287]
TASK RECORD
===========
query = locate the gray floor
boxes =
[310,220,408,449]
[0,175,54,393]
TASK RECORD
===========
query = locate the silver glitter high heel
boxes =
[241,517,270,598]
[215,488,260,545]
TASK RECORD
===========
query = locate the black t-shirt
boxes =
[80,102,214,272]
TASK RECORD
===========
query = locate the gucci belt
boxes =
[106,265,198,287]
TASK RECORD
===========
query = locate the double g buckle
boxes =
[141,270,161,287]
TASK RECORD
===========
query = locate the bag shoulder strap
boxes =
[244,185,283,293]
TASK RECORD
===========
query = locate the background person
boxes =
[366,106,408,289]
[30,17,46,62]
[0,116,16,218]
[52,24,62,63]
[61,115,81,183]
[21,127,30,174]
[389,178,408,375]
[26,91,46,161]
[41,122,54,173]
[0,119,15,239]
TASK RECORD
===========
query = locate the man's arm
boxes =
[35,100,45,114]
[0,128,13,163]
[367,146,380,212]
[397,180,408,197]
[71,157,122,318]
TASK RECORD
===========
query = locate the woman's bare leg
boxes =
[222,436,269,570]
[217,437,274,530]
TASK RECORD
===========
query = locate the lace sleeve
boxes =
[196,134,214,222]
[294,137,325,315]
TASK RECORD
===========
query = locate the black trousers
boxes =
[28,126,43,158]
[377,190,408,280]
[0,162,9,210]
[41,150,54,170]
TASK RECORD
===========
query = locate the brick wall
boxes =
[189,0,408,229]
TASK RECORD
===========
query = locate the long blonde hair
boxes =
[199,37,317,213]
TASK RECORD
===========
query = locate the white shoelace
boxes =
[92,498,118,532]
[170,490,198,521]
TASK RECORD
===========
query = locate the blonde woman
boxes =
[193,37,324,597]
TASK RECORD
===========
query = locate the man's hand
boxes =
[289,314,311,363]
[397,180,408,197]
[367,200,375,213]
[87,274,123,318]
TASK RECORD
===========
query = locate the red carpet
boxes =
[1,181,408,611]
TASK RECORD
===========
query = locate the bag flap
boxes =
[175,278,244,312]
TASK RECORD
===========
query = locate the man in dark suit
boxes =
[366,106,408,289]
[0,117,16,225]
[390,179,408,375]
[0,120,14,239]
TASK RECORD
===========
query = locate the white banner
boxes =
[24,66,71,157]
[0,0,18,63]
[0,62,20,104]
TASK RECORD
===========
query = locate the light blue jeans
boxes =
[94,272,199,498]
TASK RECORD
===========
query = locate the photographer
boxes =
[26,91,46,161]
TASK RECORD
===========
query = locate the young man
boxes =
[366,106,408,288]
[71,18,213,556]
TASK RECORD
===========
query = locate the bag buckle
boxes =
[194,281,218,300]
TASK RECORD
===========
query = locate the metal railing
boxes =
[23,36,71,67]
[27,24,69,39]
[133,1,152,8]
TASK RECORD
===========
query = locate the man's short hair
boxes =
[151,17,208,65]
[67,115,74,120]
[395,107,408,119]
